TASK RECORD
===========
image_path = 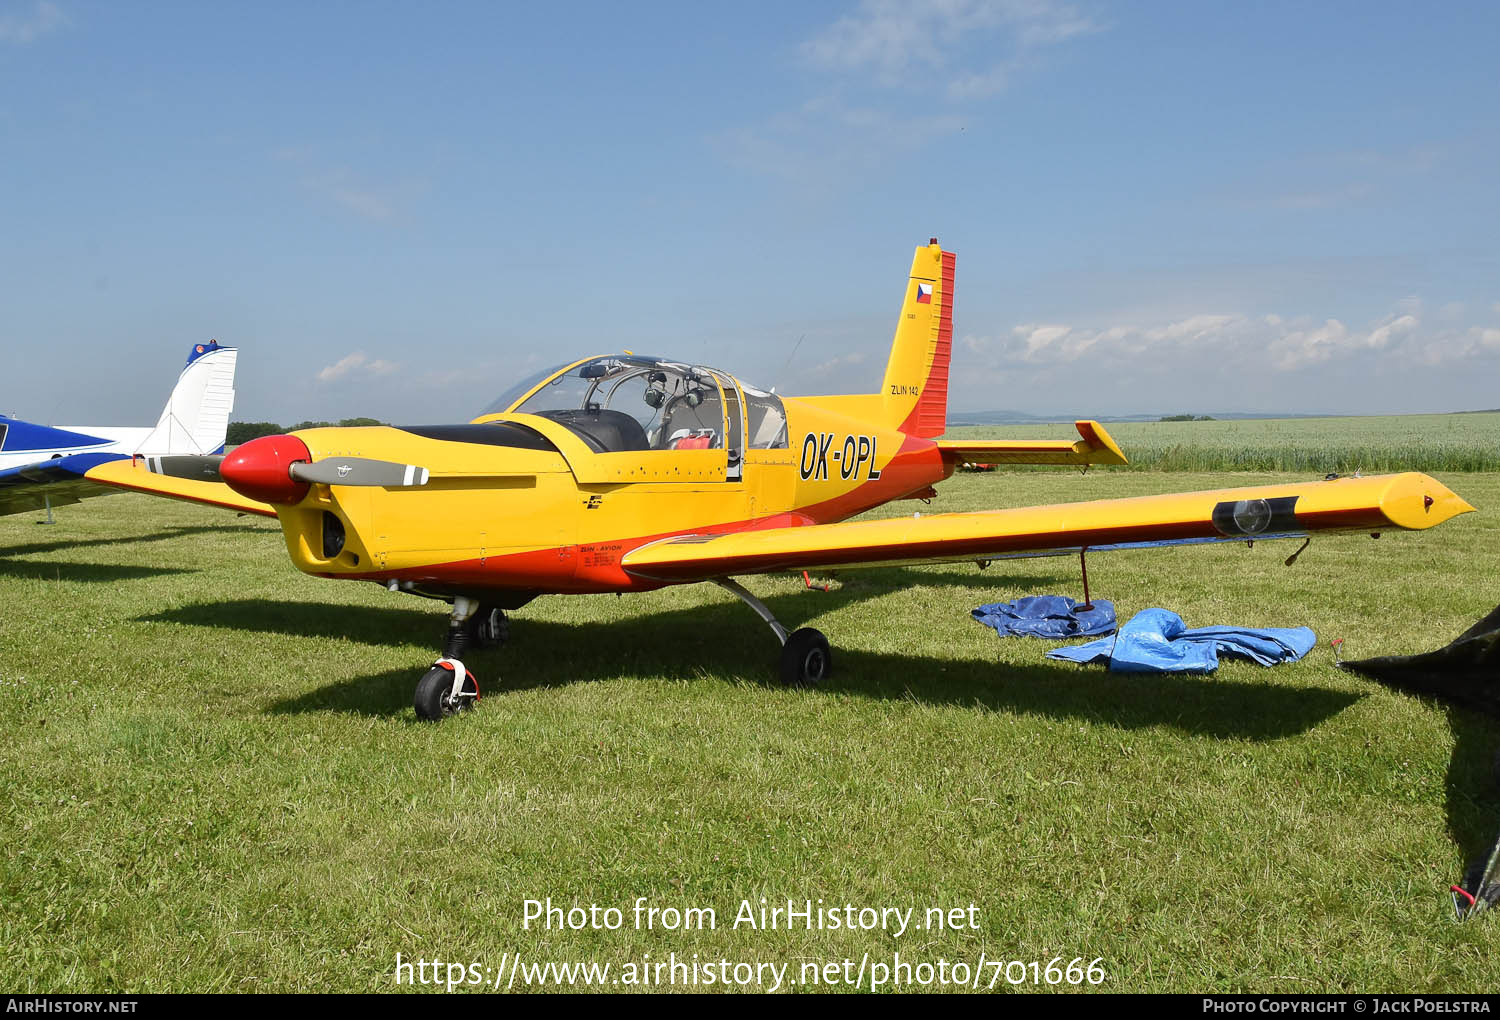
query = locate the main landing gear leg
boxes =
[712,578,832,688]
[413,595,490,721]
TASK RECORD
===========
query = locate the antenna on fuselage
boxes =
[777,333,806,389]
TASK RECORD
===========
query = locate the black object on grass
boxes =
[1341,605,1500,920]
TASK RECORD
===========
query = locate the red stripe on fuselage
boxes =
[323,435,947,595]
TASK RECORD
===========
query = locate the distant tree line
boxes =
[1159,414,1216,422]
[227,418,385,444]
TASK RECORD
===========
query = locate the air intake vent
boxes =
[322,511,346,559]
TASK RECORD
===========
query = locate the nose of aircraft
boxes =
[221,434,313,505]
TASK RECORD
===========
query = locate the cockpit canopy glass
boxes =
[482,355,787,454]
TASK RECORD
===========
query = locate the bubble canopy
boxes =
[479,355,788,454]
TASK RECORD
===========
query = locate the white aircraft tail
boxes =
[136,341,238,456]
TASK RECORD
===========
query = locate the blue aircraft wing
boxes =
[0,450,126,516]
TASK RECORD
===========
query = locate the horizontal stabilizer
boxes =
[936,420,1127,467]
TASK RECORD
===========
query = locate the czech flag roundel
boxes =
[915,283,933,304]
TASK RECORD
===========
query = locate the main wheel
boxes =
[414,664,479,721]
[779,628,832,688]
[474,607,509,649]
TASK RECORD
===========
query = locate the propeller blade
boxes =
[143,455,225,482]
[288,457,430,487]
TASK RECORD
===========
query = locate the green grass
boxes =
[0,467,1497,992]
[947,411,1500,473]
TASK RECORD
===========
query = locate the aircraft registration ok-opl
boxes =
[85,242,1474,719]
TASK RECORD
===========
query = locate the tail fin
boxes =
[135,341,239,456]
[879,239,954,438]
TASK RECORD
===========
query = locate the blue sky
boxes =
[2,1,1497,425]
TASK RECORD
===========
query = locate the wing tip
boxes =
[1381,472,1475,530]
[1073,420,1129,465]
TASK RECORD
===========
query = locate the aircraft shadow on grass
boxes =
[1334,610,1500,905]
[141,571,1360,743]
[0,559,193,583]
[0,523,267,559]
[0,523,271,583]
[1435,706,1499,902]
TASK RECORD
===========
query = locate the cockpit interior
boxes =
[482,356,788,458]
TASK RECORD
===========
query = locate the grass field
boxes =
[1,434,1498,991]
[950,411,1500,473]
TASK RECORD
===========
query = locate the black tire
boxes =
[414,664,479,721]
[779,628,832,688]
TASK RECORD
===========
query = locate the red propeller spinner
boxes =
[220,434,312,505]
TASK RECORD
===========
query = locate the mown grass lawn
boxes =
[0,469,1496,992]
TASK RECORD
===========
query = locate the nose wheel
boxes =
[414,596,502,721]
[712,578,833,688]
[414,661,479,720]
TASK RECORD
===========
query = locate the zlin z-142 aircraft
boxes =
[85,241,1474,720]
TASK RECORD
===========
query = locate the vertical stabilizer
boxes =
[879,240,954,438]
[135,342,238,456]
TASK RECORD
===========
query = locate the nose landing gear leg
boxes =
[712,578,832,688]
[414,595,487,720]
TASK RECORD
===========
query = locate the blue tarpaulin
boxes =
[1045,607,1316,673]
[971,595,1117,639]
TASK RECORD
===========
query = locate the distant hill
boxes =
[947,408,1500,426]
[946,409,1336,426]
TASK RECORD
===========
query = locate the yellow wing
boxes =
[622,472,1474,581]
[84,458,277,517]
[935,420,1128,467]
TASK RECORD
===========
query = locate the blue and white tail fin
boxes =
[136,341,238,456]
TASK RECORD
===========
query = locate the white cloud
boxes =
[803,0,1097,95]
[1432,326,1500,363]
[275,147,417,222]
[1228,145,1447,212]
[806,351,868,377]
[301,168,396,222]
[720,1,1097,183]
[714,95,964,183]
[1143,314,1236,344]
[0,1,65,45]
[961,302,1499,378]
[317,352,397,384]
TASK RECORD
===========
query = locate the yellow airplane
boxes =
[86,240,1475,720]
